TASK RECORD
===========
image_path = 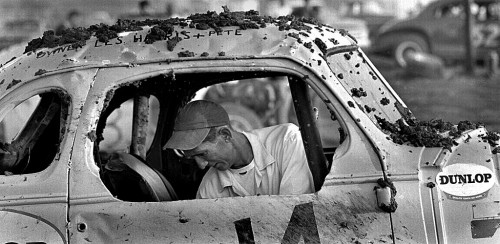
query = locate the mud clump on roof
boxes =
[375,116,484,151]
[313,38,327,55]
[178,51,195,57]
[24,29,90,54]
[6,79,22,90]
[481,131,500,147]
[380,97,390,106]
[351,87,367,97]
[34,69,47,76]
[364,105,375,113]
[24,6,331,55]
[166,37,182,51]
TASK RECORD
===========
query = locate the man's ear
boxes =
[218,127,232,141]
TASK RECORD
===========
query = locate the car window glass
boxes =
[95,72,340,202]
[436,3,464,18]
[0,92,68,175]
[488,3,500,19]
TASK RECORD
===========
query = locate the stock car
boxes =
[372,0,500,67]
[0,9,499,244]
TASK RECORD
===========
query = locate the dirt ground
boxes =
[371,55,500,132]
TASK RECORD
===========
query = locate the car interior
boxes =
[93,71,344,201]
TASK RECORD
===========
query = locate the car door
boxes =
[67,55,395,243]
[0,70,95,243]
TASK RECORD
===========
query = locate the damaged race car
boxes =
[0,8,499,244]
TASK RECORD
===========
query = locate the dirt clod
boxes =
[34,69,47,76]
[481,131,500,147]
[351,87,367,97]
[380,98,390,106]
[6,79,22,90]
[178,51,195,57]
[24,6,337,59]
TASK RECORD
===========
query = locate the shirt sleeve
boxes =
[196,169,220,199]
[278,125,315,195]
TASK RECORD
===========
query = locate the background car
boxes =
[372,0,500,67]
[337,0,396,39]
[291,1,372,48]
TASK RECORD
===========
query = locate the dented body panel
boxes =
[0,10,499,244]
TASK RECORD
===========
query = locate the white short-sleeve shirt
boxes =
[196,123,315,199]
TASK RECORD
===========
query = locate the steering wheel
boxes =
[117,152,178,201]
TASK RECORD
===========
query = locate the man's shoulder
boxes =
[251,123,299,137]
[246,123,302,149]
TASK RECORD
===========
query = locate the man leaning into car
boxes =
[163,100,315,199]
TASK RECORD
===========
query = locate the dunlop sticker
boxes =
[436,164,495,201]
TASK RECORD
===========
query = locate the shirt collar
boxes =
[217,130,276,190]
[242,130,275,171]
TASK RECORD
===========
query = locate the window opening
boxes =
[99,96,159,153]
[0,92,68,175]
[95,71,345,201]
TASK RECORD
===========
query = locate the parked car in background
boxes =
[338,0,396,39]
[292,4,371,48]
[372,0,500,67]
[325,15,371,48]
[0,19,44,52]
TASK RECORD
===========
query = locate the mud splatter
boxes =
[380,98,390,106]
[351,87,367,97]
[364,105,375,113]
[166,37,182,51]
[375,116,484,150]
[6,79,22,90]
[34,69,47,76]
[25,29,90,54]
[178,51,195,57]
[314,38,327,55]
[481,131,500,147]
[87,130,97,142]
[24,7,338,55]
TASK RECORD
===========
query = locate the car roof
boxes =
[0,9,357,97]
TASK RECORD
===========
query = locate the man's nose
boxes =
[194,157,208,169]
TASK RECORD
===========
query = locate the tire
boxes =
[392,34,429,67]
[220,102,263,132]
